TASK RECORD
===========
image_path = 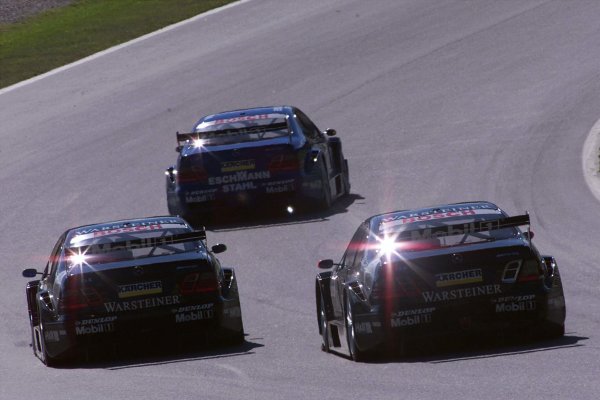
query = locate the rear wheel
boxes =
[345,294,366,362]
[342,159,350,195]
[319,293,330,352]
[37,321,59,367]
[316,164,332,210]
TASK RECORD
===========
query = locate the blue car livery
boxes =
[165,106,350,221]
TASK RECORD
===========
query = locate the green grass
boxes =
[0,0,235,88]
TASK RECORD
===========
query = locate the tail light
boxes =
[518,259,542,282]
[59,277,102,313]
[177,166,208,184]
[269,154,299,173]
[180,272,219,295]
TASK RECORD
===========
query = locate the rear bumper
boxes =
[352,293,556,353]
[43,296,242,359]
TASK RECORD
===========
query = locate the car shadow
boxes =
[55,335,264,369]
[362,333,587,364]
[189,193,365,232]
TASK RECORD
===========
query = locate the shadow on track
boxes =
[188,193,365,232]
[362,333,587,364]
[53,335,264,370]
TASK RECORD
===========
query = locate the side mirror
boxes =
[522,231,534,240]
[318,259,334,269]
[22,268,40,278]
[175,146,183,153]
[324,128,337,137]
[211,243,227,254]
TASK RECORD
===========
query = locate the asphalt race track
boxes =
[2,1,600,399]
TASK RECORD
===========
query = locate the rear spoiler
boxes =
[68,230,206,255]
[175,121,290,152]
[395,214,530,241]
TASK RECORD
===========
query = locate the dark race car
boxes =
[22,216,244,366]
[165,106,350,221]
[315,201,566,361]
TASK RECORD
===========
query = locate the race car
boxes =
[165,106,350,221]
[22,216,244,366]
[315,201,566,361]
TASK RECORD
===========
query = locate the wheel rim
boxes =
[346,297,357,358]
[320,296,329,350]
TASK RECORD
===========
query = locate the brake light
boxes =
[59,277,102,313]
[269,154,299,173]
[177,166,208,183]
[180,272,219,295]
[518,260,542,282]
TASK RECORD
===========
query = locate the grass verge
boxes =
[0,0,235,89]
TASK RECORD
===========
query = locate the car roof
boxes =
[68,216,189,236]
[198,105,294,124]
[370,201,502,224]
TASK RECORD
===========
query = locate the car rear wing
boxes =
[395,214,530,241]
[68,230,207,255]
[175,121,290,151]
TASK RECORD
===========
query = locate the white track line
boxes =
[582,117,600,203]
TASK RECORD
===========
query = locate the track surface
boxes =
[2,1,600,398]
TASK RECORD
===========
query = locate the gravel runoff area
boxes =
[0,0,74,24]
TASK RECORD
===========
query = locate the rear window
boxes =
[193,113,290,145]
[374,209,519,252]
[66,221,200,265]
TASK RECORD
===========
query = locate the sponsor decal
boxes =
[186,188,218,203]
[355,322,373,334]
[44,330,60,342]
[196,114,285,129]
[223,181,257,193]
[422,284,502,303]
[224,306,242,318]
[175,303,215,323]
[390,307,435,328]
[208,170,271,185]
[381,204,498,223]
[493,295,536,313]
[265,184,294,193]
[221,159,256,172]
[435,269,483,287]
[73,219,183,236]
[104,295,181,313]
[75,317,117,335]
[118,281,162,299]
[382,209,502,230]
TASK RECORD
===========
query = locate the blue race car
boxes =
[165,106,350,221]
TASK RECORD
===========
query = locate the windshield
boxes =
[375,210,519,252]
[192,113,290,146]
[65,223,201,266]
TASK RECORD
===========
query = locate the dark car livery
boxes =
[165,106,350,220]
[22,216,243,366]
[315,202,566,361]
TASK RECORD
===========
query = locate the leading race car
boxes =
[22,216,244,366]
[165,106,350,222]
[315,201,566,361]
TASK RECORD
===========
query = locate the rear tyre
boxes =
[319,293,330,352]
[342,159,351,195]
[345,294,367,362]
[316,165,332,211]
[38,321,59,367]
